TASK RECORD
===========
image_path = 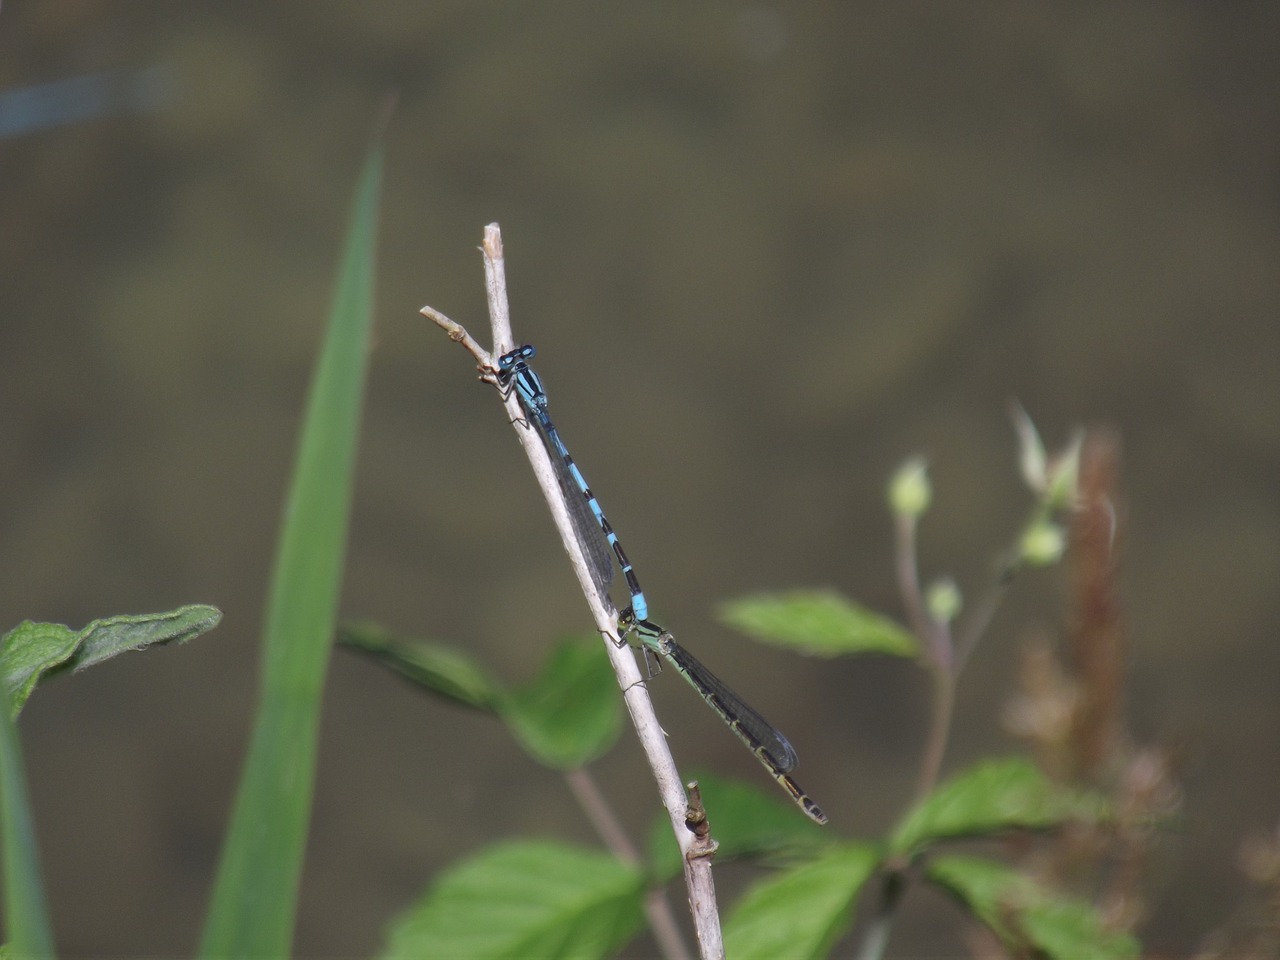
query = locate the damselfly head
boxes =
[497,343,536,371]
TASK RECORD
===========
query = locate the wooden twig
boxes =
[422,222,724,960]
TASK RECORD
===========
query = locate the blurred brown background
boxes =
[2,3,1277,957]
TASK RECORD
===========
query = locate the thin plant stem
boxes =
[423,223,724,960]
[892,505,956,804]
[860,488,963,960]
[855,869,907,960]
[563,767,640,863]
[893,512,942,666]
[914,666,956,807]
[953,575,1011,677]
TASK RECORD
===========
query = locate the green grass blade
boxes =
[0,687,55,958]
[198,141,382,958]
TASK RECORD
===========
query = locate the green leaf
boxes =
[338,622,501,710]
[2,624,80,717]
[927,855,1139,959]
[723,843,878,960]
[2,605,222,719]
[382,840,645,960]
[199,138,382,958]
[0,605,221,954]
[0,686,55,957]
[647,774,832,883]
[499,638,621,769]
[890,757,1108,857]
[720,591,917,658]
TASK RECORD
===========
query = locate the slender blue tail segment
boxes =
[496,345,650,624]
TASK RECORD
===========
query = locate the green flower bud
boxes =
[889,457,931,518]
[1021,520,1066,566]
[926,577,963,624]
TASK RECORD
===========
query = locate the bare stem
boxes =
[914,667,956,806]
[855,869,907,960]
[892,507,955,803]
[424,222,723,959]
[893,512,939,664]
